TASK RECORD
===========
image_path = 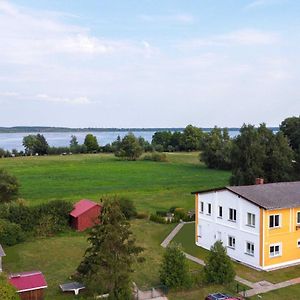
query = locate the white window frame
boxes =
[297,239,300,248]
[228,235,236,249]
[297,211,300,224]
[207,203,212,215]
[245,241,255,256]
[218,206,223,218]
[270,243,282,258]
[269,214,281,229]
[228,208,237,222]
[247,213,256,227]
[200,201,204,213]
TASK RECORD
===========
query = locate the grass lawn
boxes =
[0,152,230,211]
[249,285,300,300]
[3,220,176,300]
[173,223,300,284]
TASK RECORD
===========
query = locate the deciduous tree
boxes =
[0,169,19,203]
[84,134,99,152]
[114,133,143,160]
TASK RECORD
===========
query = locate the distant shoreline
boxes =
[0,126,280,133]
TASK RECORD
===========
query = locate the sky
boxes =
[0,0,299,128]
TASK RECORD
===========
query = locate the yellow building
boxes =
[193,181,300,270]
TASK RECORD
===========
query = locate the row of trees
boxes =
[200,116,300,185]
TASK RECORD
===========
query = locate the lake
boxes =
[0,130,240,151]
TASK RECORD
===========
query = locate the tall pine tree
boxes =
[77,199,144,299]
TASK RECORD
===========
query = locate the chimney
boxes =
[255,178,264,185]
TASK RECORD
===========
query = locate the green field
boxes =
[3,220,176,300]
[0,152,230,211]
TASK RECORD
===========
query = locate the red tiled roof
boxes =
[70,199,100,218]
[9,271,47,292]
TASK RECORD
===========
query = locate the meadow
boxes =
[0,152,230,211]
[0,152,232,299]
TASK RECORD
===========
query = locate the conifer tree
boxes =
[204,240,235,284]
[77,199,144,299]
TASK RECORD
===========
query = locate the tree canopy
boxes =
[201,127,232,170]
[0,274,19,300]
[84,134,99,152]
[114,133,143,160]
[22,134,49,155]
[204,240,235,284]
[159,244,191,289]
[230,124,294,185]
[77,199,144,299]
[0,169,19,203]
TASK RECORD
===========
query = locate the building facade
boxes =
[194,181,300,271]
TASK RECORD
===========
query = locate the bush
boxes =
[0,219,25,246]
[118,198,137,220]
[160,244,192,288]
[136,212,148,219]
[0,273,19,300]
[8,205,35,232]
[149,214,167,224]
[143,152,168,162]
[174,208,186,220]
[7,200,72,234]
[0,169,19,203]
[156,210,168,217]
[204,240,235,284]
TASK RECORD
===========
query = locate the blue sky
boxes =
[0,0,299,127]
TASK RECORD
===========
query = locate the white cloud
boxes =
[177,29,280,50]
[245,0,286,9]
[36,94,92,105]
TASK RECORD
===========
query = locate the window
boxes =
[229,208,237,222]
[269,214,280,228]
[270,244,281,257]
[228,236,235,249]
[246,242,255,256]
[297,240,300,248]
[200,202,204,213]
[247,213,256,227]
[297,212,300,224]
[218,206,223,218]
[207,203,212,215]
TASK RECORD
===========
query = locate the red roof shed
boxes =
[9,271,47,300]
[70,199,102,231]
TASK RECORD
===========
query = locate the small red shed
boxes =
[70,199,102,231]
[9,271,47,300]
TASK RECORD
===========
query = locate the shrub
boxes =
[118,198,137,220]
[8,200,72,233]
[149,214,167,224]
[0,219,25,246]
[0,273,19,300]
[156,210,168,217]
[36,200,73,232]
[0,169,19,203]
[8,205,35,232]
[159,244,192,288]
[136,212,148,219]
[174,208,186,220]
[143,152,168,162]
[204,240,235,284]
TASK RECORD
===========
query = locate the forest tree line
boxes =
[0,116,299,185]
